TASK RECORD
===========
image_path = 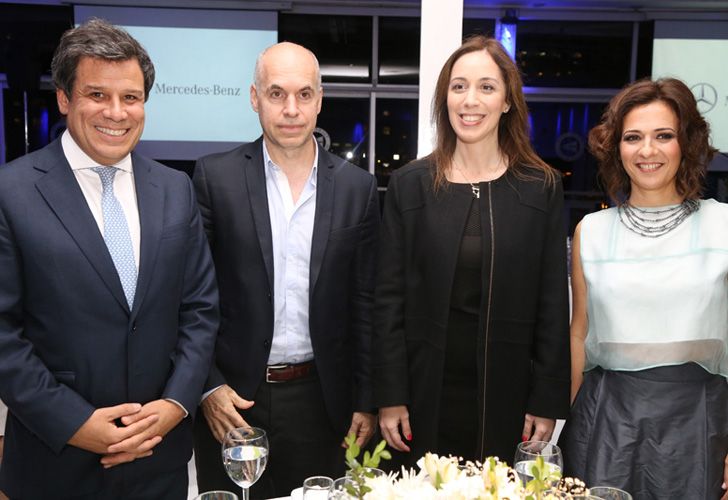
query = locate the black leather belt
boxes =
[265,361,316,383]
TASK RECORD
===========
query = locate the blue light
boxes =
[496,22,517,60]
[40,108,49,145]
[352,123,364,144]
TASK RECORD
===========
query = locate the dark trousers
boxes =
[194,375,345,499]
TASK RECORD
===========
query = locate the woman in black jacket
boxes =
[373,36,570,465]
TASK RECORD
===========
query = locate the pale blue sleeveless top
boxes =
[580,199,728,377]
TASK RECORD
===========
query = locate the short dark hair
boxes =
[51,18,155,101]
[430,35,556,190]
[589,77,717,203]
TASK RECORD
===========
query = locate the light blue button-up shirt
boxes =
[263,139,318,365]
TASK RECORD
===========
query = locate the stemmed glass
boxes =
[222,427,269,500]
[588,486,633,500]
[513,440,563,486]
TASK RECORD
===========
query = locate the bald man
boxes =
[192,42,379,498]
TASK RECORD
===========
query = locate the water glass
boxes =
[303,475,333,499]
[222,427,269,500]
[194,492,239,500]
[345,467,385,479]
[329,476,355,499]
[588,486,633,500]
[513,440,563,486]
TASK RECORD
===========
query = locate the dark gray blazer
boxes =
[192,137,379,434]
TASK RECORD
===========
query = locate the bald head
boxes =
[253,42,321,91]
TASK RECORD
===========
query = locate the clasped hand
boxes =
[68,399,185,468]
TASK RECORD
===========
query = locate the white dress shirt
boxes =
[0,399,6,436]
[263,139,318,365]
[61,130,140,267]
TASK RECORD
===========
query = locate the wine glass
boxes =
[330,476,355,499]
[588,486,633,500]
[513,440,563,486]
[302,476,333,499]
[222,427,269,500]
[194,492,239,500]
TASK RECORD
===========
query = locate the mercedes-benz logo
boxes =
[691,82,717,113]
[313,127,331,151]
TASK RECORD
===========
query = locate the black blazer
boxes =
[373,158,570,462]
[193,138,379,434]
[0,139,219,498]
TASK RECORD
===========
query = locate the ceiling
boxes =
[7,0,728,15]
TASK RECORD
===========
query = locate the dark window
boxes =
[528,101,610,234]
[378,17,420,85]
[0,4,72,88]
[528,101,606,193]
[278,14,372,83]
[3,89,65,163]
[635,21,655,81]
[375,98,418,187]
[517,21,632,88]
[462,18,497,40]
[316,97,370,169]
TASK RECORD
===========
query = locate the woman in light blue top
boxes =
[560,78,728,499]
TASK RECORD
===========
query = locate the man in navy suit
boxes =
[192,42,379,498]
[0,19,218,499]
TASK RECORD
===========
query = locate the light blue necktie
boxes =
[93,166,137,308]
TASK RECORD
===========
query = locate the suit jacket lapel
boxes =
[244,139,275,294]
[130,153,162,320]
[34,140,130,312]
[310,147,334,293]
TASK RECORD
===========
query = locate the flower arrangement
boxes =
[344,435,588,500]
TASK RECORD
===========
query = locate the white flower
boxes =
[420,453,462,488]
[355,453,576,499]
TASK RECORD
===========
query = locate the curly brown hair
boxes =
[429,35,556,190]
[589,77,717,204]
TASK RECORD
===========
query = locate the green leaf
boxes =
[380,450,392,460]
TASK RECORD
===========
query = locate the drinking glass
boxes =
[345,467,385,479]
[222,427,269,500]
[194,492,239,500]
[302,476,333,499]
[329,476,355,499]
[513,440,563,486]
[588,486,633,500]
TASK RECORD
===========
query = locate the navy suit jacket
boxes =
[0,139,219,498]
[193,138,378,434]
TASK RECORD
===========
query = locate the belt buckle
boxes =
[266,364,288,383]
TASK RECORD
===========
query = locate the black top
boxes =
[373,157,570,464]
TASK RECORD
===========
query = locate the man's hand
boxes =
[342,411,376,448]
[521,413,556,443]
[201,385,255,442]
[68,403,160,459]
[378,405,411,453]
[101,400,185,468]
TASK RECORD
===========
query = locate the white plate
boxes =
[290,487,303,500]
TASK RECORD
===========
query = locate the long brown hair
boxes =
[429,35,556,190]
[589,77,716,204]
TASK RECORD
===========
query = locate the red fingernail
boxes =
[406,434,412,441]
[522,435,529,442]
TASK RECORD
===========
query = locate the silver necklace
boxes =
[618,199,699,238]
[453,162,480,199]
